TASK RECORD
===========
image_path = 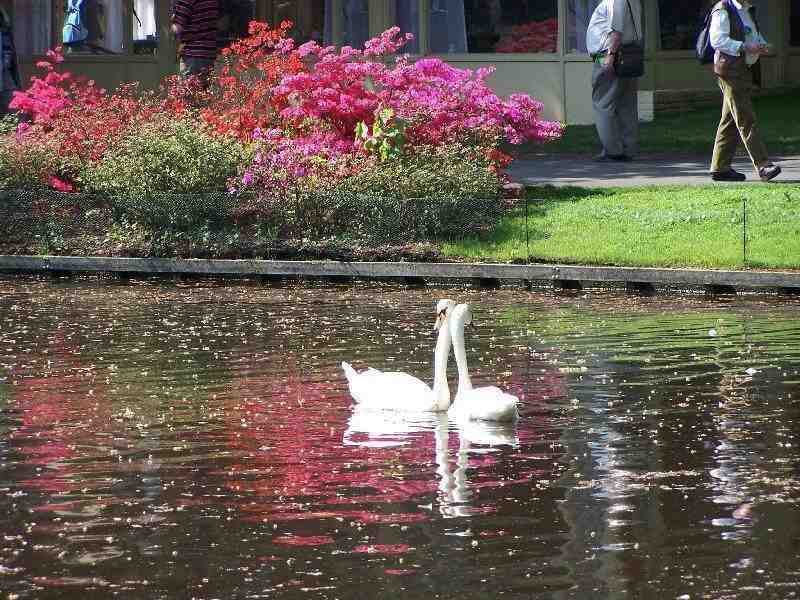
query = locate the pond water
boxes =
[1,276,799,599]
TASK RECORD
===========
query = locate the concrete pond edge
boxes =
[2,255,800,295]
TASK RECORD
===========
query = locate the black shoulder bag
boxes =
[613,0,644,78]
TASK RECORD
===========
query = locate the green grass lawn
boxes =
[522,90,800,156]
[442,184,800,270]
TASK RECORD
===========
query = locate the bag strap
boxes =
[721,0,746,37]
[625,0,640,42]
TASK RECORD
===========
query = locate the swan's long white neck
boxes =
[431,319,452,411]
[450,316,473,398]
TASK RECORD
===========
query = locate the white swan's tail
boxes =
[341,361,358,383]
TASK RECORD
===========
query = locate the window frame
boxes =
[131,0,160,56]
[267,0,351,46]
[787,0,800,48]
[417,0,564,58]
[17,0,159,61]
[654,0,705,53]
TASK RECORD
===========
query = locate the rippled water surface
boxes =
[1,276,799,599]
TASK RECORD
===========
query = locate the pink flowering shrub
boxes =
[6,47,190,189]
[8,48,94,123]
[242,25,561,196]
[272,27,562,148]
[3,23,562,205]
[234,129,356,197]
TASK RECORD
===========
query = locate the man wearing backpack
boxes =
[708,0,780,182]
[171,0,220,86]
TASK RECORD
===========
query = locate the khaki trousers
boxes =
[710,68,770,173]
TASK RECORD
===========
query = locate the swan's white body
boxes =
[448,304,520,423]
[341,299,456,413]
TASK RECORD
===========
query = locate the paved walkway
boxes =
[509,154,800,187]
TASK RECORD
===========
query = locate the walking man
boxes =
[709,0,780,182]
[171,0,220,86]
[586,0,643,161]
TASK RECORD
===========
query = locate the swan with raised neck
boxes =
[341,298,456,412]
[448,303,520,422]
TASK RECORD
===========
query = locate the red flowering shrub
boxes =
[495,19,558,54]
[200,20,305,142]
[9,48,101,123]
[8,48,170,188]
[243,25,562,194]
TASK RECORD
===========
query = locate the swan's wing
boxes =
[458,387,519,422]
[348,370,435,411]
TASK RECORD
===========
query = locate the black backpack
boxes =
[696,0,744,65]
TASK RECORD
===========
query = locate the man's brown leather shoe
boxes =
[711,169,746,182]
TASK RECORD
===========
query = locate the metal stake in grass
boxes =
[525,194,530,264]
[742,197,748,266]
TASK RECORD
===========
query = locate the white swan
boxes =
[341,298,456,412]
[448,303,520,422]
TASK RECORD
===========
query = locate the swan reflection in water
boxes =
[343,406,518,517]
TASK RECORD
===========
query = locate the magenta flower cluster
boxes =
[240,27,563,195]
[273,27,561,146]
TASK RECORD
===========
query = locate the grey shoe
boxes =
[759,164,781,182]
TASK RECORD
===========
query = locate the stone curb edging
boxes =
[1,255,800,292]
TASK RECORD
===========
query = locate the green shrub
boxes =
[0,138,61,190]
[264,189,503,243]
[338,144,503,201]
[295,144,505,242]
[0,113,20,136]
[81,119,249,200]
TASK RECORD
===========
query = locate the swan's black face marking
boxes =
[434,307,448,332]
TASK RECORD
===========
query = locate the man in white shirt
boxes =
[586,0,643,161]
[709,0,780,182]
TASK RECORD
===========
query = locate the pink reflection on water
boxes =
[220,361,447,524]
[352,544,412,555]
[273,535,336,546]
[215,339,569,537]
[384,568,416,576]
[10,332,112,496]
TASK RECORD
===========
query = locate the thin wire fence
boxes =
[0,189,797,270]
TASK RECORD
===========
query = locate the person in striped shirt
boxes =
[171,0,220,85]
